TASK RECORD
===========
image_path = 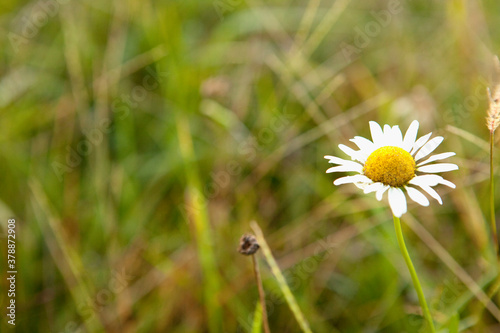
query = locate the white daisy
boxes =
[324,120,458,217]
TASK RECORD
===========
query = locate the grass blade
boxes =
[176,114,222,332]
[250,221,312,333]
[251,302,263,333]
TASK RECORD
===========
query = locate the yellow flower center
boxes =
[363,146,416,187]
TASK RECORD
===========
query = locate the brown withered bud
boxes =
[238,234,260,255]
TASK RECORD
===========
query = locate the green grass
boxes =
[1,0,500,332]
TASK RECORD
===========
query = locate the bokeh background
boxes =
[1,0,500,332]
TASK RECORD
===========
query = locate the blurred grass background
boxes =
[0,0,500,332]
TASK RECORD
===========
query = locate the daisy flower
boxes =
[324,120,458,217]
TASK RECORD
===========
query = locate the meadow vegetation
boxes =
[1,0,500,332]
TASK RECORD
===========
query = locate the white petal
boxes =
[333,175,371,186]
[439,179,456,188]
[338,144,366,163]
[388,187,407,217]
[410,174,456,188]
[337,144,357,158]
[324,155,352,165]
[326,163,363,173]
[409,175,444,187]
[379,124,396,147]
[391,125,403,147]
[414,137,444,161]
[402,120,420,151]
[376,185,390,201]
[405,186,430,207]
[417,163,459,173]
[383,124,392,140]
[369,121,384,146]
[350,136,375,153]
[363,182,385,194]
[355,182,369,190]
[410,133,432,155]
[417,152,456,166]
[417,185,443,204]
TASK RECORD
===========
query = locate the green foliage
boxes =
[1,0,500,332]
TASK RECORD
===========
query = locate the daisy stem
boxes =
[490,131,498,256]
[393,215,435,333]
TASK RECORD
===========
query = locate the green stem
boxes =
[393,215,436,332]
[490,131,498,256]
[251,221,312,333]
[252,255,270,333]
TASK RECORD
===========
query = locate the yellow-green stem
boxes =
[393,215,436,332]
[251,221,312,333]
[490,131,498,256]
[252,255,270,333]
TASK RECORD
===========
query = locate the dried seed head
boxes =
[238,234,260,255]
[487,56,500,132]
